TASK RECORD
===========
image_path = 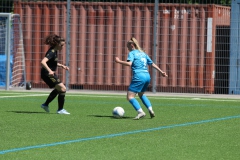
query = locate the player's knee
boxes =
[127,95,134,101]
[58,87,66,93]
[61,88,66,93]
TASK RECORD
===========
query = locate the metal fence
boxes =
[0,0,234,94]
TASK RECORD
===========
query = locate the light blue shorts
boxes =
[128,72,151,93]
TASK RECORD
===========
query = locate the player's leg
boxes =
[55,83,70,114]
[127,91,141,112]
[127,91,146,120]
[40,73,58,113]
[128,73,147,120]
[44,89,59,106]
[41,89,59,112]
[138,92,155,118]
[138,73,155,118]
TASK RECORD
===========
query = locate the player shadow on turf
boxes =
[6,111,54,114]
[88,115,132,119]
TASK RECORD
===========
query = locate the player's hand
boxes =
[62,65,69,70]
[48,70,54,77]
[161,72,168,77]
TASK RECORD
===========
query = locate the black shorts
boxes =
[41,71,62,88]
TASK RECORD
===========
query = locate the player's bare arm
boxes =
[57,63,69,70]
[151,63,168,77]
[115,57,132,66]
[41,57,54,76]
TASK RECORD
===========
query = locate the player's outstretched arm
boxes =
[151,63,168,77]
[58,63,69,70]
[115,57,132,66]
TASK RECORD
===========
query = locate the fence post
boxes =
[66,0,71,90]
[152,0,159,93]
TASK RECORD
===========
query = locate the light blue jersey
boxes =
[127,50,153,73]
[127,50,153,93]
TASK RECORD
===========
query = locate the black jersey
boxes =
[41,48,58,73]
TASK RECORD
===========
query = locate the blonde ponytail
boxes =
[129,37,144,52]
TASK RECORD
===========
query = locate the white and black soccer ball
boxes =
[112,106,125,118]
[26,82,32,90]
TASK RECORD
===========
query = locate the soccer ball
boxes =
[112,106,125,118]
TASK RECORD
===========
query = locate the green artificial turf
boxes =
[0,91,239,160]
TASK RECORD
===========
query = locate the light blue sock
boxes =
[140,95,152,109]
[129,98,141,111]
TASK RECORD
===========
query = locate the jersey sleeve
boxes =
[45,50,55,60]
[127,51,134,62]
[146,54,153,65]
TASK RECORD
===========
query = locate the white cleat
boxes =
[57,109,70,115]
[133,112,146,120]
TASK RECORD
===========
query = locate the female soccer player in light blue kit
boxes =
[115,37,168,120]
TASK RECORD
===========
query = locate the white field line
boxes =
[67,95,240,101]
[0,94,48,98]
[0,93,240,102]
[0,92,31,95]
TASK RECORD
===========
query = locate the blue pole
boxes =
[229,0,240,94]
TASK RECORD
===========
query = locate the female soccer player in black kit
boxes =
[40,34,70,114]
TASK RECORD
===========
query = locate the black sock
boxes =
[44,89,58,106]
[58,92,66,111]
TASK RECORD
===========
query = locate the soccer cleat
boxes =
[57,109,70,115]
[149,110,155,118]
[133,112,146,120]
[41,104,49,113]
